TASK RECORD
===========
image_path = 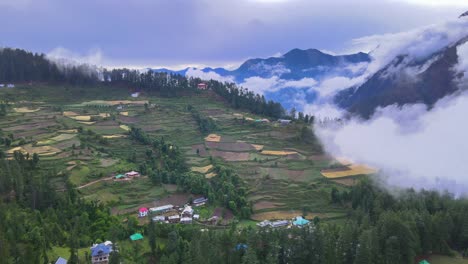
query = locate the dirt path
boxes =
[77,176,114,189]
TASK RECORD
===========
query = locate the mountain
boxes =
[231,48,370,81]
[334,37,468,118]
[153,48,371,82]
[333,13,468,118]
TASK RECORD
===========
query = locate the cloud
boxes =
[303,103,345,119]
[350,18,468,77]
[454,41,468,85]
[391,0,468,7]
[239,76,317,95]
[185,68,235,83]
[317,92,468,196]
[310,76,364,98]
[47,46,104,66]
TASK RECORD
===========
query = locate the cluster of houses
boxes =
[257,216,310,229]
[113,171,140,180]
[0,84,15,88]
[138,197,208,225]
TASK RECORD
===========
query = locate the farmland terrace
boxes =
[0,84,373,223]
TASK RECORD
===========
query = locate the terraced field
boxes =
[0,85,363,223]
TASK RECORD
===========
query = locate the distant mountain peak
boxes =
[460,11,468,18]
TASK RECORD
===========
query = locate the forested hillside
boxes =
[0,48,98,84]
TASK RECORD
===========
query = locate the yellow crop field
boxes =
[57,129,78,133]
[13,107,41,113]
[103,134,126,139]
[120,111,129,116]
[63,111,79,117]
[321,164,378,178]
[252,144,264,151]
[70,115,92,121]
[262,150,298,156]
[205,172,217,179]
[7,145,61,156]
[98,113,110,118]
[205,134,221,142]
[120,125,130,131]
[78,121,96,125]
[191,164,213,174]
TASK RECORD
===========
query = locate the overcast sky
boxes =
[1,0,467,69]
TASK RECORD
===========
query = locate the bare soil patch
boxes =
[210,150,250,161]
[191,144,208,156]
[205,141,255,151]
[118,115,139,124]
[205,134,221,142]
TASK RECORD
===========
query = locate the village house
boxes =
[256,220,272,228]
[130,233,144,241]
[131,92,140,98]
[182,205,194,217]
[125,171,140,177]
[55,257,68,264]
[152,215,166,222]
[138,207,148,217]
[0,84,4,88]
[278,119,292,125]
[149,204,174,214]
[168,214,180,223]
[193,197,208,207]
[197,83,208,90]
[193,214,200,220]
[292,216,310,227]
[113,174,126,180]
[270,220,289,228]
[90,241,113,264]
[7,84,15,88]
[180,217,193,224]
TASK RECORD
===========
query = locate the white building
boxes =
[182,206,194,217]
[180,217,192,224]
[152,216,166,222]
[149,204,174,214]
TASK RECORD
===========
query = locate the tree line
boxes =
[0,48,99,85]
[0,48,286,119]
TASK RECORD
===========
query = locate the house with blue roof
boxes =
[90,241,113,264]
[293,216,310,227]
[55,257,68,264]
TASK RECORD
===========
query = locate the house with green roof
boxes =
[130,233,144,241]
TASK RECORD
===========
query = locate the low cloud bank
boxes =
[316,92,468,196]
[47,46,104,66]
[185,67,235,83]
